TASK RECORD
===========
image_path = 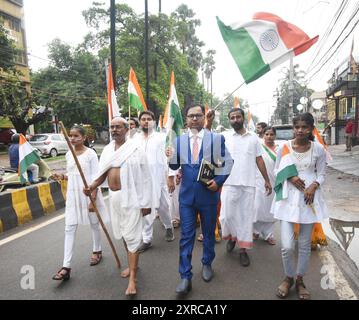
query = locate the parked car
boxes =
[0,128,16,146]
[273,124,294,147]
[29,133,68,157]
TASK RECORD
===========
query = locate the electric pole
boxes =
[110,0,116,89]
[144,0,150,108]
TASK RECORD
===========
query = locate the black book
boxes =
[197,159,215,186]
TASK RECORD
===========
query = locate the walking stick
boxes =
[59,121,121,268]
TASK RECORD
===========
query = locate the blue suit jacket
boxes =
[169,129,233,206]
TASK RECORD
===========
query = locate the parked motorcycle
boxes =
[0,159,52,193]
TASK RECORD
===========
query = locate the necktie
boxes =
[192,135,199,162]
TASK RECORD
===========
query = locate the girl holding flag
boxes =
[253,126,278,245]
[52,125,109,281]
[272,113,328,300]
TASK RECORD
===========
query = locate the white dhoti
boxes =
[220,185,255,249]
[97,139,153,253]
[110,190,143,253]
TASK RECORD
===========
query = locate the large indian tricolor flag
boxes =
[128,67,147,112]
[217,13,319,84]
[107,62,121,127]
[274,144,298,201]
[18,134,40,183]
[163,71,184,136]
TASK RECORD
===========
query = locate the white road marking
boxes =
[0,195,110,247]
[0,214,65,247]
[318,248,358,300]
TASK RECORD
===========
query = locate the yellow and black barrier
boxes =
[0,180,67,234]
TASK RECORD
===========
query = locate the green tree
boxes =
[171,4,204,72]
[0,22,18,72]
[31,39,107,131]
[81,2,206,118]
[274,65,313,124]
[0,23,50,134]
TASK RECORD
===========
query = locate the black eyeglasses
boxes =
[187,114,204,119]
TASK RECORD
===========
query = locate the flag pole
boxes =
[59,121,121,269]
[214,81,245,111]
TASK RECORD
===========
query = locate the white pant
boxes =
[142,185,173,244]
[28,163,39,182]
[63,220,102,268]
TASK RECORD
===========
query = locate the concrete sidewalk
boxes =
[327,144,359,177]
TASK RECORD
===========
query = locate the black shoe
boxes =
[226,240,235,252]
[175,279,192,294]
[239,251,250,267]
[202,265,214,282]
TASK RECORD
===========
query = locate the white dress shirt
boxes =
[188,128,204,158]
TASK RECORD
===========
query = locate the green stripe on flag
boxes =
[217,17,270,83]
[129,93,145,112]
[274,164,298,201]
[19,151,40,183]
[170,101,184,136]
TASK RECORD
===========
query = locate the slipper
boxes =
[90,251,102,266]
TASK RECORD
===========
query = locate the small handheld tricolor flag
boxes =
[128,67,147,113]
[163,71,184,136]
[217,13,318,84]
[107,62,121,129]
[18,134,40,183]
[274,144,298,201]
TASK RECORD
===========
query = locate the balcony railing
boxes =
[327,73,359,96]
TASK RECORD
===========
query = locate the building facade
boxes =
[326,57,359,146]
[0,0,29,83]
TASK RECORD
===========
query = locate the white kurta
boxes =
[271,141,328,224]
[98,139,153,253]
[253,144,277,223]
[133,131,172,242]
[65,148,109,226]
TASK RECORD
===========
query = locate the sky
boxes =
[22,0,359,123]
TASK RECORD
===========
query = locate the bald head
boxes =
[111,117,129,128]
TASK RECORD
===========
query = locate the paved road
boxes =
[0,170,358,300]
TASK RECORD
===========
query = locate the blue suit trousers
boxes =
[179,203,217,280]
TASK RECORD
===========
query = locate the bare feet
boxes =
[121,267,130,278]
[125,280,137,296]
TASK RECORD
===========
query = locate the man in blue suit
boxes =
[166,104,233,295]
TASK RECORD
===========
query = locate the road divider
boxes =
[0,180,67,234]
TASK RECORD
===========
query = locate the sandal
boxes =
[296,278,311,300]
[90,251,102,266]
[197,234,203,242]
[253,233,260,240]
[52,267,71,281]
[266,237,276,245]
[276,277,294,298]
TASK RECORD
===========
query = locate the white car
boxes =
[273,124,294,147]
[29,133,68,157]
